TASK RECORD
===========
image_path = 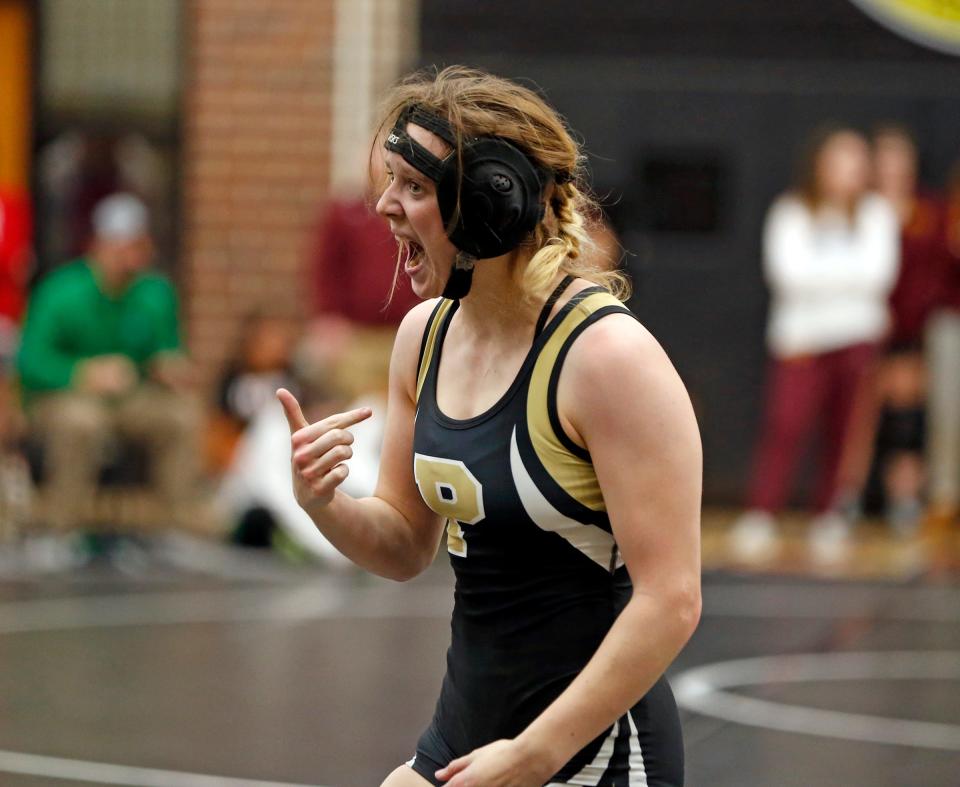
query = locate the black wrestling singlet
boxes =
[408,281,684,786]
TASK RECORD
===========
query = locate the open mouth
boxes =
[397,238,425,273]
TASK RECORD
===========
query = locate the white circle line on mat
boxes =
[0,749,331,787]
[674,650,960,751]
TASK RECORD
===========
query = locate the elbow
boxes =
[385,563,422,583]
[383,547,435,583]
[679,584,702,642]
[663,578,702,646]
[629,576,701,648]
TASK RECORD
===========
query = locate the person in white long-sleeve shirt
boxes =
[731,127,900,562]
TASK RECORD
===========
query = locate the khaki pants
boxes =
[30,386,202,530]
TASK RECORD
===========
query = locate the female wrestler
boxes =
[277,66,701,786]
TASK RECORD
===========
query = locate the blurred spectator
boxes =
[924,160,960,536]
[298,146,420,403]
[16,193,202,531]
[214,313,379,566]
[730,127,899,562]
[216,385,382,568]
[36,132,172,276]
[206,311,300,475]
[842,126,946,535]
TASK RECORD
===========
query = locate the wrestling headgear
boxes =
[384,104,561,299]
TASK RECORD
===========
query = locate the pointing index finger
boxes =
[323,407,373,431]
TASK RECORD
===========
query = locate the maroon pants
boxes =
[747,342,877,514]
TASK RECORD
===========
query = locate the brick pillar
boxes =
[183,0,418,391]
[182,0,335,390]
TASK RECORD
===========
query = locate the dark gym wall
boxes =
[420,0,960,503]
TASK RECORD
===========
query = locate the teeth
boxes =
[397,238,423,268]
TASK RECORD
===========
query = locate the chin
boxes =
[410,276,447,300]
[407,254,452,300]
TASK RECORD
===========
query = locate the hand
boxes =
[277,387,372,512]
[75,355,138,396]
[148,352,195,391]
[436,739,555,787]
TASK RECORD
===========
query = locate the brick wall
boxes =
[183,0,418,391]
[182,0,336,390]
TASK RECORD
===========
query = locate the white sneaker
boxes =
[808,511,853,565]
[728,510,779,562]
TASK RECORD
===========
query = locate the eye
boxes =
[407,180,423,195]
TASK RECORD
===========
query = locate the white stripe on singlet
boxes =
[626,709,649,786]
[544,719,619,786]
[544,711,649,787]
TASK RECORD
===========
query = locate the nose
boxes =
[376,181,401,220]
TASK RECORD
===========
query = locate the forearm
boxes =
[516,588,699,772]
[304,490,437,580]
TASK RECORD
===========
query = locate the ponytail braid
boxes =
[521,181,630,302]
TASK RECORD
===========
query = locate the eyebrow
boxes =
[384,150,434,185]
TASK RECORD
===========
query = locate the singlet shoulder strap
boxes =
[528,288,637,463]
[416,299,457,402]
[534,274,575,337]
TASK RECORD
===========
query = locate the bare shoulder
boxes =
[395,298,442,348]
[559,312,697,443]
[390,298,444,397]
[565,311,672,383]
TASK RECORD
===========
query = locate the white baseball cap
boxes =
[92,193,149,240]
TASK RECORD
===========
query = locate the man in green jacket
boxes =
[18,193,201,530]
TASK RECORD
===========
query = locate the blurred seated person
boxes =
[16,193,201,530]
[215,316,381,565]
[299,155,421,402]
[206,311,300,475]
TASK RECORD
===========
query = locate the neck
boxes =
[455,251,540,341]
[91,260,129,296]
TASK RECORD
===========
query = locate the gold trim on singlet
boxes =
[416,299,456,402]
[526,290,628,512]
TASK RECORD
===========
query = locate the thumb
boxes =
[276,388,309,433]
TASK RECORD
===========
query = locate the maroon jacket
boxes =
[939,194,960,314]
[309,198,420,326]
[887,193,950,348]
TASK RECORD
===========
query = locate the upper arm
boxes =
[373,300,445,550]
[17,284,76,390]
[558,315,701,605]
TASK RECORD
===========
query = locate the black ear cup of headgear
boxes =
[437,138,546,259]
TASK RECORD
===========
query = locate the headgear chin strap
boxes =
[443,252,477,300]
[384,104,566,298]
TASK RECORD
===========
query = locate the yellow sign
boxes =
[849,0,960,54]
